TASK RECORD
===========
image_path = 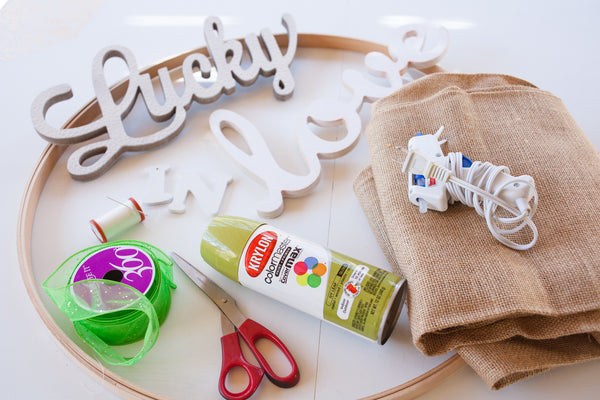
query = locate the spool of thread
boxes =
[90,197,145,243]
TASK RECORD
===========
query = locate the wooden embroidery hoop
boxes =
[17,33,465,400]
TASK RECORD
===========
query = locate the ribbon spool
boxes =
[43,240,176,366]
[90,198,145,243]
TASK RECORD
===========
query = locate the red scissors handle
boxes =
[237,319,300,388]
[218,332,265,400]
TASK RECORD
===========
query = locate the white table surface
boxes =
[2,0,600,399]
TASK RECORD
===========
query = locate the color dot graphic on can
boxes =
[294,256,327,288]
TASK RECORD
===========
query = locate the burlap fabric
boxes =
[353,73,600,389]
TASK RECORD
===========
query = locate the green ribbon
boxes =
[43,240,176,366]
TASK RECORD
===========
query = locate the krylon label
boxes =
[239,225,330,319]
[245,231,278,277]
[236,223,404,343]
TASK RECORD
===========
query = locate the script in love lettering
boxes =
[140,165,232,215]
[30,14,297,181]
[210,24,448,218]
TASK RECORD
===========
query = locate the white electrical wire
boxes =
[441,152,538,250]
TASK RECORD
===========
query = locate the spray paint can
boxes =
[200,216,407,344]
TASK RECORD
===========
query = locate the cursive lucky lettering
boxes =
[31,14,297,181]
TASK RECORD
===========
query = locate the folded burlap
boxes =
[353,73,600,389]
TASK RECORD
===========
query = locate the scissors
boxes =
[171,252,300,400]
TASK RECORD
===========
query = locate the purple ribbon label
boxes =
[71,245,156,295]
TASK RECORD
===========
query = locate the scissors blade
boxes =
[220,313,236,336]
[171,252,247,328]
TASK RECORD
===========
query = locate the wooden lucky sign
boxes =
[31,14,297,181]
